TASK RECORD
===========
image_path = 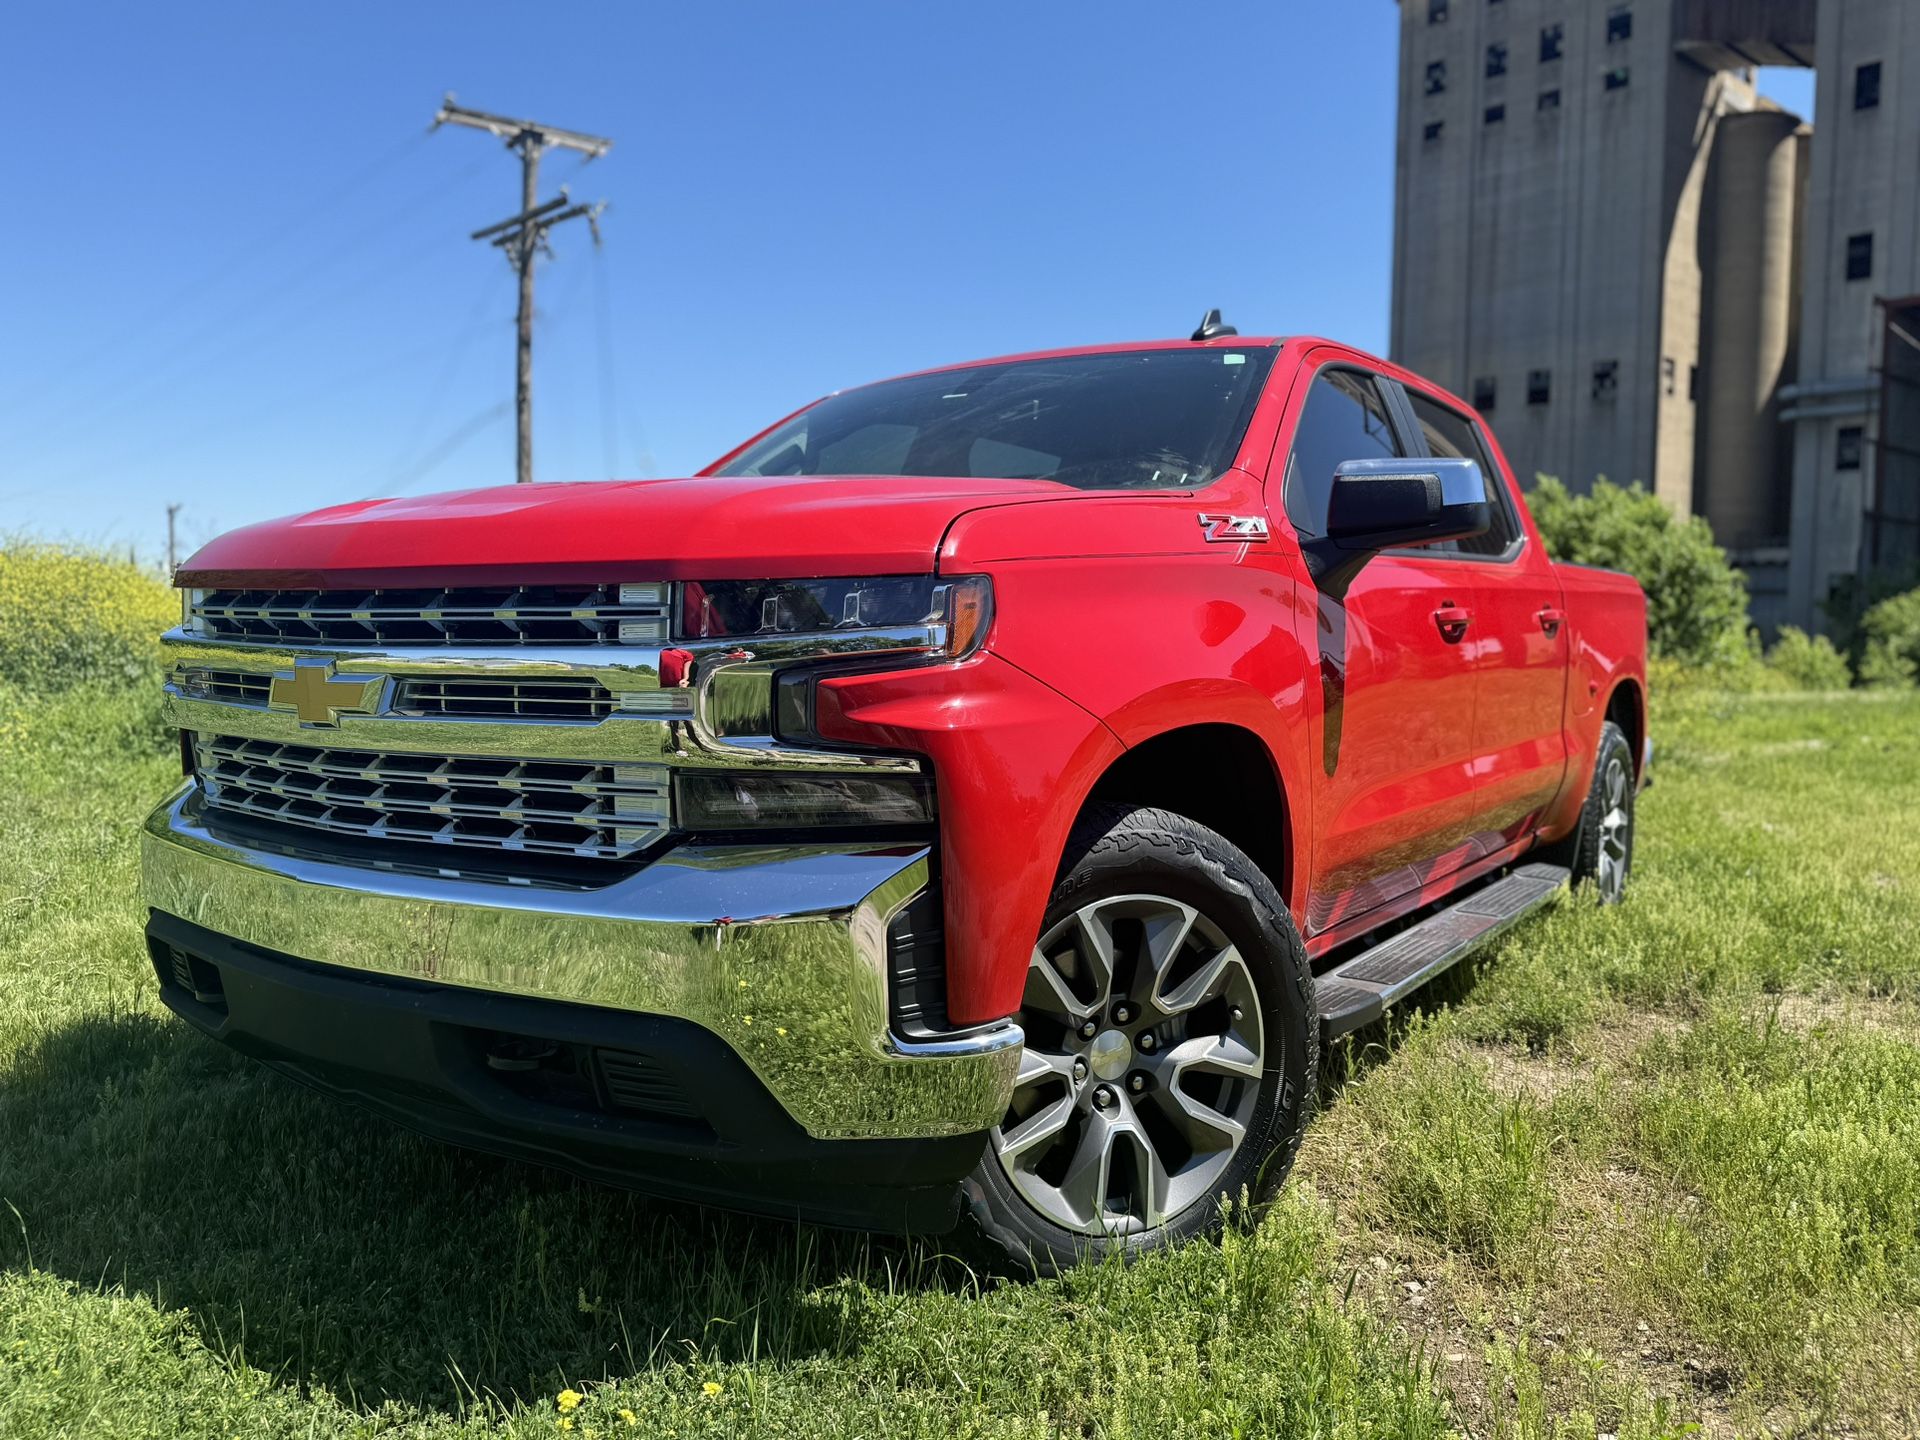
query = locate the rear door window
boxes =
[1405,391,1522,558]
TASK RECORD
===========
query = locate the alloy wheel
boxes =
[990,894,1266,1236]
[1596,753,1632,902]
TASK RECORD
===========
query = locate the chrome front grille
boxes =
[187,583,669,647]
[194,735,669,859]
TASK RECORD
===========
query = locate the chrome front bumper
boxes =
[141,785,1021,1140]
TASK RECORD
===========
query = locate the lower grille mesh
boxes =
[195,735,669,859]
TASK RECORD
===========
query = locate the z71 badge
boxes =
[1197,513,1269,543]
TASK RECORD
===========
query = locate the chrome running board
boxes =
[1316,862,1571,1040]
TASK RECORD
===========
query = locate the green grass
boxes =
[3,680,1918,1437]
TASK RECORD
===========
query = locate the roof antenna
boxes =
[1191,308,1238,342]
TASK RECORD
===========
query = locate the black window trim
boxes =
[1383,382,1528,566]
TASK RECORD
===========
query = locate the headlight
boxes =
[674,770,933,830]
[679,575,992,658]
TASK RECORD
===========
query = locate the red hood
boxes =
[177,475,1073,588]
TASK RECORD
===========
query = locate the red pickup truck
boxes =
[142,321,1648,1271]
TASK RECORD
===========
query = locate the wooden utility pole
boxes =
[433,96,610,484]
[166,502,182,575]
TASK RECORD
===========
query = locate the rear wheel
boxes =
[1544,719,1636,904]
[962,805,1315,1273]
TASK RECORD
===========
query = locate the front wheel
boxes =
[962,805,1316,1274]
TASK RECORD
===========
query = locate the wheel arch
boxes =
[1071,721,1296,903]
[1603,677,1646,781]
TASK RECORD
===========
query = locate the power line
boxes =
[381,400,513,497]
[19,232,482,490]
[433,95,611,484]
[382,264,516,490]
[3,147,500,458]
[592,245,619,476]
[15,131,433,413]
[590,247,656,476]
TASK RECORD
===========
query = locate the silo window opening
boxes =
[1836,427,1864,472]
[1847,234,1874,282]
[1856,62,1881,111]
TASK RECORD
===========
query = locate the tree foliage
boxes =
[1765,626,1853,691]
[1527,476,1750,666]
[1859,587,1920,688]
[0,539,177,693]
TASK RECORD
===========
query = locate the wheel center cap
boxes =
[1087,1028,1133,1080]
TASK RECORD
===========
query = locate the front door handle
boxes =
[1537,605,1566,636]
[1433,605,1472,643]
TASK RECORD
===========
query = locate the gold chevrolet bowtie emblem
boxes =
[268,661,386,727]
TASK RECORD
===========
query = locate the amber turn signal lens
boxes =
[941,577,993,658]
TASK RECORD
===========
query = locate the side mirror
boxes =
[1303,457,1492,594]
[1326,457,1492,550]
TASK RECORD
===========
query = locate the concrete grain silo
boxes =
[1697,107,1807,551]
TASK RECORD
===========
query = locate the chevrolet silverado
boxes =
[142,317,1649,1271]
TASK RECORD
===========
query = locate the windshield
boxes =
[713,346,1277,491]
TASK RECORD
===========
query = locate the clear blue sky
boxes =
[0,4,1815,561]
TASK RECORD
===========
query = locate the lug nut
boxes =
[1112,1003,1133,1024]
[1079,1019,1098,1040]
[1092,1086,1114,1110]
[1230,1006,1243,1022]
[1137,1032,1157,1053]
[1071,1057,1087,1082]
[1128,1073,1146,1094]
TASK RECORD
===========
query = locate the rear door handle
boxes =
[1537,605,1566,636]
[1433,605,1472,642]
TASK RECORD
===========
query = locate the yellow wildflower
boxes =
[737,978,748,988]
[557,1420,574,1432]
[557,1389,584,1413]
[775,1027,788,1037]
[742,1015,752,1025]
[619,1410,637,1427]
[702,1380,723,1398]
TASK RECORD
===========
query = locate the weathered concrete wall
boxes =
[1391,0,1920,630]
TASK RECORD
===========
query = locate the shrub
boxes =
[1765,626,1853,691]
[1858,587,1920,688]
[0,539,178,693]
[1528,476,1751,666]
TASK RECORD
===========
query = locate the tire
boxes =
[961,804,1317,1275]
[1541,719,1636,904]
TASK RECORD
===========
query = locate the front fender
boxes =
[976,553,1317,917]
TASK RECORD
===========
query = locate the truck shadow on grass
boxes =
[3,926,1530,1415]
[0,1008,986,1411]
